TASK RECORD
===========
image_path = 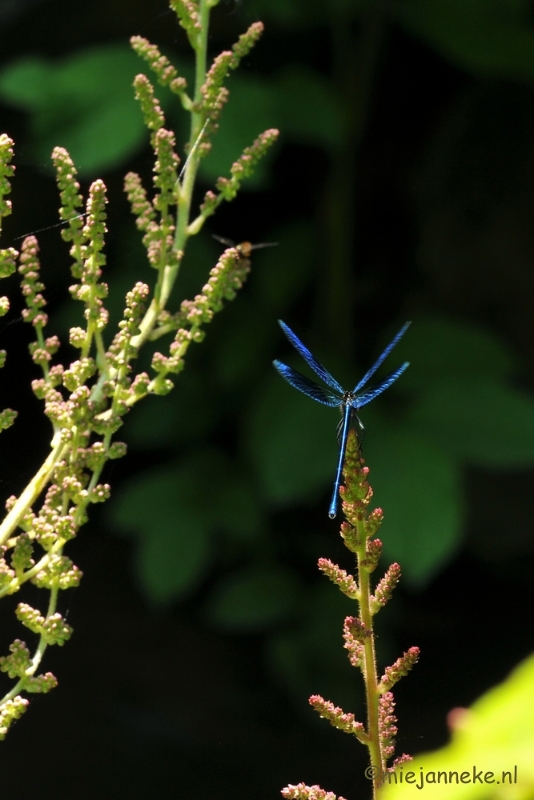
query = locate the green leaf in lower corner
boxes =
[363,415,464,587]
[380,652,534,799]
[205,565,302,632]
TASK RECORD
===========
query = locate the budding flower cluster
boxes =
[309,695,368,743]
[307,430,419,784]
[0,133,15,229]
[0,696,28,740]
[0,3,281,745]
[282,784,348,800]
[379,692,399,760]
[0,137,18,433]
[317,558,358,599]
[169,0,201,49]
[130,36,190,107]
[379,647,420,693]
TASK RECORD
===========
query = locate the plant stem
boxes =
[131,0,211,349]
[0,433,68,548]
[356,516,383,796]
[0,583,58,706]
[319,9,386,352]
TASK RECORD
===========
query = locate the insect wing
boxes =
[351,362,410,409]
[212,234,235,246]
[273,360,340,407]
[353,321,411,394]
[249,241,279,251]
[278,320,344,395]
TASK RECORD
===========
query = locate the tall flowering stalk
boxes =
[282,430,419,800]
[0,0,278,739]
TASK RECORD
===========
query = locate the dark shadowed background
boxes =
[1,0,534,798]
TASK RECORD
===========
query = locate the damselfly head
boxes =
[212,234,278,259]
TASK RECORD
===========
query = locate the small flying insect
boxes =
[212,234,278,260]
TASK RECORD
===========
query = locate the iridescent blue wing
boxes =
[353,321,411,393]
[278,320,345,395]
[351,362,410,409]
[273,360,341,407]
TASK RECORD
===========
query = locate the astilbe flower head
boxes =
[0,3,280,745]
[343,616,365,668]
[11,533,34,574]
[298,427,419,796]
[0,133,15,227]
[25,672,58,693]
[317,558,358,599]
[198,129,279,224]
[282,784,348,800]
[51,146,85,250]
[129,36,190,106]
[379,647,420,693]
[133,74,166,134]
[0,696,29,740]
[309,695,368,743]
[123,126,180,272]
[142,246,251,395]
[378,692,399,760]
[0,640,31,678]
[370,562,401,614]
[339,435,374,523]
[19,236,47,328]
[200,23,263,129]
[0,135,16,413]
[169,0,202,49]
[0,552,15,594]
[124,172,156,233]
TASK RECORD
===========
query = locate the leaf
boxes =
[245,372,337,506]
[381,652,534,799]
[396,0,534,82]
[110,456,213,603]
[0,44,177,175]
[389,316,515,392]
[276,66,343,150]
[110,448,264,602]
[407,377,534,467]
[247,0,369,28]
[363,412,464,587]
[205,564,302,631]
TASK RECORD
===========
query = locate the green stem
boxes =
[0,433,68,548]
[356,517,384,797]
[131,0,211,349]
[0,583,59,706]
[319,9,386,352]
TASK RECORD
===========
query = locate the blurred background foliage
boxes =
[1,0,534,798]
